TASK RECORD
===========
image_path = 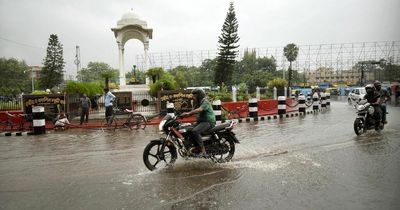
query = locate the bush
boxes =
[64,81,103,97]
[267,78,287,89]
[207,92,232,102]
[149,73,177,97]
[32,90,49,95]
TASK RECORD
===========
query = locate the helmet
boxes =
[365,84,375,94]
[191,88,205,107]
[373,80,381,89]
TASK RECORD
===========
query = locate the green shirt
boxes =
[196,99,216,124]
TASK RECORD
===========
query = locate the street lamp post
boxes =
[31,71,34,92]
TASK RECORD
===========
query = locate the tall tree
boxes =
[0,58,30,95]
[214,2,240,87]
[283,43,299,92]
[77,61,118,87]
[40,34,65,89]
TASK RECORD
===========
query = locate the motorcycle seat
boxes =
[202,121,231,135]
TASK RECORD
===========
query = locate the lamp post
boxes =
[132,65,137,84]
[31,70,34,92]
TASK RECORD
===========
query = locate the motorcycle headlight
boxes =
[368,106,375,115]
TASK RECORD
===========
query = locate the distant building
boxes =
[307,67,374,85]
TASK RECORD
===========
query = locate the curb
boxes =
[227,107,330,123]
[0,131,32,137]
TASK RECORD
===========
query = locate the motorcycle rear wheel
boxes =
[210,135,235,163]
[354,118,364,136]
[143,140,177,171]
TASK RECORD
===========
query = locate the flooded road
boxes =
[1,97,399,210]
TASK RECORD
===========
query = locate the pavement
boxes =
[1,107,299,132]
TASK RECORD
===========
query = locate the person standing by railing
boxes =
[80,94,91,125]
[104,88,116,122]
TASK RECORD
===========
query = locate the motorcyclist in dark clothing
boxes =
[374,81,390,124]
[363,84,382,128]
[181,88,216,157]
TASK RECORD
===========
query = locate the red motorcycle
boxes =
[143,114,239,171]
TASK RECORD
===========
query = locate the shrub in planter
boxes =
[267,78,287,96]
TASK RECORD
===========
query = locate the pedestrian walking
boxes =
[80,94,91,125]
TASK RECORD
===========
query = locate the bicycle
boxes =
[101,108,147,131]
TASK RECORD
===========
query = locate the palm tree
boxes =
[146,67,164,84]
[100,70,117,88]
[283,43,299,95]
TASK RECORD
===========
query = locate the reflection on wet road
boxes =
[1,98,399,210]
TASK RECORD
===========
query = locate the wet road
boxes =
[1,97,399,210]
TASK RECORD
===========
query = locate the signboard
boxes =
[113,91,132,110]
[158,90,193,113]
[22,94,67,120]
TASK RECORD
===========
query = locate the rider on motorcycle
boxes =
[181,88,216,157]
[374,81,390,124]
[363,84,382,128]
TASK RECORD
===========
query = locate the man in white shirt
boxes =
[104,88,116,121]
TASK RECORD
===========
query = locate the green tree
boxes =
[214,2,240,87]
[233,50,277,90]
[283,43,299,91]
[170,66,189,89]
[101,70,118,89]
[0,58,30,95]
[149,72,177,97]
[146,67,164,84]
[77,62,118,83]
[40,34,65,89]
[77,62,118,88]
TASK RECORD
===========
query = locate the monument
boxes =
[111,9,153,87]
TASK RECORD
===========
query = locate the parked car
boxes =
[325,87,339,95]
[348,87,366,104]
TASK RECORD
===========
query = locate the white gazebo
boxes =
[111,10,153,86]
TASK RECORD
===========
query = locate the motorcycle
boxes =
[143,114,239,171]
[353,99,384,135]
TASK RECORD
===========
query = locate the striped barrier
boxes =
[248,98,258,121]
[298,95,306,113]
[278,96,286,115]
[32,106,45,135]
[213,100,222,124]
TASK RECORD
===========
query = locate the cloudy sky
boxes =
[1,0,399,78]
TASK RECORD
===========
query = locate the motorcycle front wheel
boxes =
[354,118,365,136]
[210,135,235,163]
[143,140,177,171]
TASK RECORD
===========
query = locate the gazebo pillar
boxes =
[118,42,126,85]
[144,41,150,85]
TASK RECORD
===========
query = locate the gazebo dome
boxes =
[117,10,147,27]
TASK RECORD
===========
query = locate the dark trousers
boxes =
[191,122,213,148]
[373,105,382,126]
[381,104,387,122]
[80,107,89,124]
[105,106,113,121]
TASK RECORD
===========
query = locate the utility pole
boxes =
[74,45,81,81]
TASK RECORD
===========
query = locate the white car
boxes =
[348,87,366,104]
